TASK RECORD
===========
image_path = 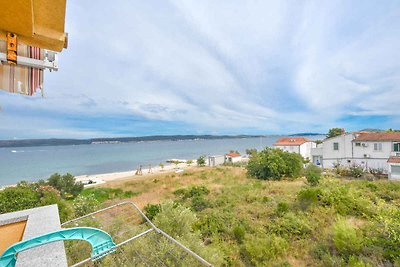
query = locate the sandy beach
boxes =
[75,161,196,187]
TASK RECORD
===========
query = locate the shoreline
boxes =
[74,161,195,187]
[0,160,197,190]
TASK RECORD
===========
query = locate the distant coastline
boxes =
[0,133,323,148]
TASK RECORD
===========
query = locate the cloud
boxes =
[0,0,399,138]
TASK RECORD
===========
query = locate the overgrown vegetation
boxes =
[124,167,400,266]
[2,166,400,266]
[0,174,135,222]
[246,147,304,180]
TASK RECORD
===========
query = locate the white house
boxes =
[273,137,316,160]
[208,155,225,167]
[321,132,359,168]
[321,132,400,180]
[225,153,242,163]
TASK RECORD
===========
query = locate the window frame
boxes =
[333,142,339,151]
[394,143,400,152]
[373,143,382,151]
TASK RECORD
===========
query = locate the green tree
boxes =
[186,159,193,166]
[245,148,258,156]
[47,173,84,198]
[327,128,343,138]
[197,155,206,167]
[246,148,303,180]
[280,151,304,178]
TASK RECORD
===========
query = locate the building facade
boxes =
[320,132,400,180]
[273,137,316,160]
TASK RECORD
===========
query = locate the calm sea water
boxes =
[0,136,323,186]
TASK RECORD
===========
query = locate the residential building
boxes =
[273,137,316,160]
[321,132,400,180]
[208,155,225,167]
[321,132,359,168]
[225,153,242,163]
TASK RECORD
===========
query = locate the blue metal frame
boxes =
[0,227,116,267]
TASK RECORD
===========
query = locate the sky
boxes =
[0,0,400,139]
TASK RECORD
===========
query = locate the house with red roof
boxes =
[320,131,400,180]
[273,137,316,160]
[224,152,242,164]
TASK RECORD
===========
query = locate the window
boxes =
[355,142,361,147]
[394,143,400,152]
[333,142,339,151]
[374,143,382,151]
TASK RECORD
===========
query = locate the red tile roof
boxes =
[273,137,311,146]
[388,157,400,163]
[225,153,241,157]
[354,132,400,142]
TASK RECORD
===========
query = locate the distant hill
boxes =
[288,133,324,136]
[359,128,384,132]
[0,135,264,148]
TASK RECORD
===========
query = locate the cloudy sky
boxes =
[1,0,399,139]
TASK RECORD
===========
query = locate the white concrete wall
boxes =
[274,145,300,154]
[389,163,400,180]
[208,156,225,167]
[225,156,242,163]
[322,134,356,168]
[349,141,392,171]
[299,142,316,160]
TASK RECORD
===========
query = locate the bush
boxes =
[332,218,363,257]
[305,164,322,186]
[246,148,303,180]
[233,224,246,243]
[268,212,312,239]
[349,165,364,179]
[173,185,210,200]
[73,194,99,217]
[242,234,288,264]
[197,155,206,167]
[143,203,161,220]
[276,202,289,216]
[0,185,39,213]
[297,187,321,210]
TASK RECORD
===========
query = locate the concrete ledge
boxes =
[0,205,68,267]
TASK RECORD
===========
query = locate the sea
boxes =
[0,136,324,186]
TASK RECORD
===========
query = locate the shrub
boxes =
[191,196,210,211]
[0,185,39,213]
[349,165,364,179]
[305,164,322,186]
[173,185,210,200]
[242,234,288,264]
[332,218,363,256]
[197,155,206,167]
[143,203,161,220]
[233,225,246,243]
[297,187,321,209]
[268,212,312,239]
[73,194,99,217]
[276,202,289,216]
[246,148,303,180]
